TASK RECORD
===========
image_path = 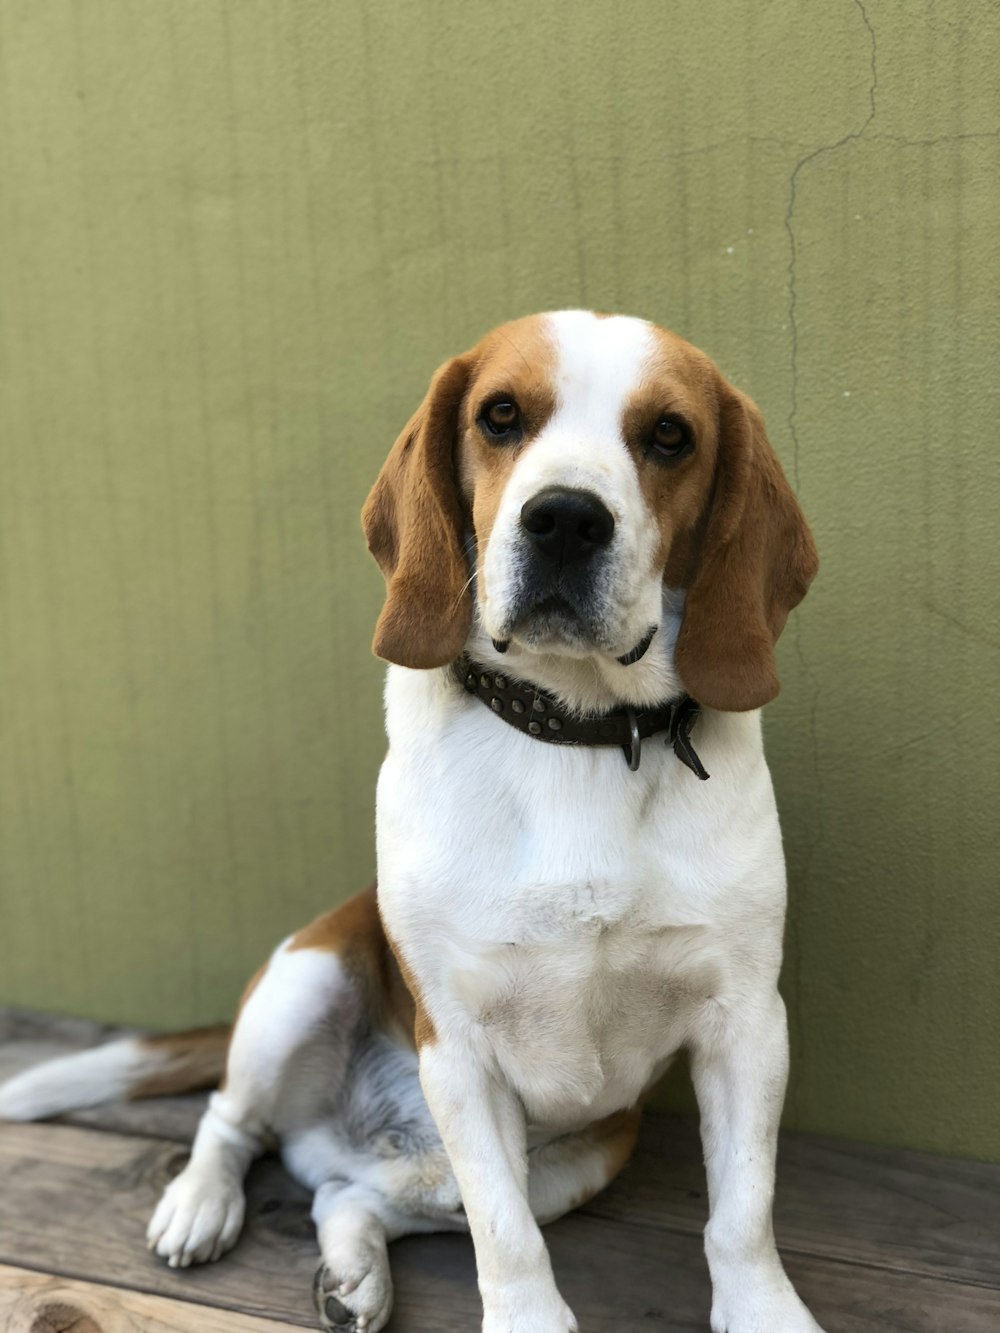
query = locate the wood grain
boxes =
[1,1118,999,1332]
[0,1265,305,1333]
[3,1009,1000,1307]
[598,1114,1000,1289]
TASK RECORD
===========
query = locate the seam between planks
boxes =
[5,1112,999,1298]
[5,1118,998,1297]
[578,1201,1000,1294]
[51,1111,199,1144]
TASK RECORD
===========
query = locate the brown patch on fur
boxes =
[288,883,418,1050]
[363,357,475,669]
[363,316,558,668]
[130,1024,231,1100]
[569,1106,643,1210]
[380,922,437,1048]
[622,329,721,585]
[456,316,558,609]
[597,1106,643,1179]
[627,325,818,711]
[674,382,818,711]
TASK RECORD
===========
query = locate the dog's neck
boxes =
[461,588,687,717]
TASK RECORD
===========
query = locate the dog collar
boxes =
[453,655,709,778]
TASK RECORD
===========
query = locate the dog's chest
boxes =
[451,884,722,1126]
[376,682,773,1130]
[378,711,735,1127]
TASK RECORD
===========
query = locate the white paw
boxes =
[482,1291,578,1333]
[314,1254,393,1333]
[711,1276,825,1333]
[146,1163,246,1268]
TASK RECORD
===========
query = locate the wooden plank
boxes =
[391,1211,1000,1333]
[585,1115,1000,1289]
[0,1123,317,1328]
[0,1264,305,1333]
[1,1122,999,1332]
[4,1009,1000,1293]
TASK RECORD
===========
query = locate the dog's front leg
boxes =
[419,1043,578,1333]
[691,992,825,1333]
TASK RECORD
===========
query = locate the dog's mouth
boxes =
[616,624,657,666]
[498,593,655,668]
[513,594,593,647]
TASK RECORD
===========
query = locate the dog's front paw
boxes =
[482,1289,578,1333]
[710,1272,824,1333]
[313,1256,393,1333]
[146,1164,246,1268]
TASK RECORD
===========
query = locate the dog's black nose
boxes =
[520,487,615,565]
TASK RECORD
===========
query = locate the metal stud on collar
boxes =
[453,653,709,780]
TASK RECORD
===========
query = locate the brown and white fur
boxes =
[0,311,823,1333]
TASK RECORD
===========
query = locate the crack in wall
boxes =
[869,130,1000,147]
[782,0,878,1122]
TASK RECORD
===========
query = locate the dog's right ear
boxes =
[674,380,818,711]
[362,356,473,669]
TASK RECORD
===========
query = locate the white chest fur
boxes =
[376,664,787,1130]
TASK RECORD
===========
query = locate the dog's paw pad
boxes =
[313,1262,390,1333]
[320,1293,359,1329]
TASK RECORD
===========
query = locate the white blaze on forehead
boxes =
[478,309,668,668]
[544,311,657,440]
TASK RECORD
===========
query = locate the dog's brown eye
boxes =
[651,416,692,459]
[483,401,520,436]
[485,399,517,431]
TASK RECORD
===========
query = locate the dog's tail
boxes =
[0,1024,231,1122]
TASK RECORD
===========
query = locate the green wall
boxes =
[1,1,997,1160]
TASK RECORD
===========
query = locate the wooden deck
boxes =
[1,1009,998,1332]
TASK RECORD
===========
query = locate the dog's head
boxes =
[363,311,817,712]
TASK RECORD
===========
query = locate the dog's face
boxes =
[364,311,817,711]
[457,312,721,667]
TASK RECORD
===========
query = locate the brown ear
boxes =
[674,383,819,711]
[362,356,473,669]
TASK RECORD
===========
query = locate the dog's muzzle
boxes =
[502,487,615,641]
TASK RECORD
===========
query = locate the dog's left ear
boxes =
[362,355,473,669]
[674,381,819,712]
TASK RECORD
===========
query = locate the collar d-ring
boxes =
[623,708,642,770]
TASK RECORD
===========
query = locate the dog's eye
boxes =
[651,415,693,460]
[481,400,522,439]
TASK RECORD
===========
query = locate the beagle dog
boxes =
[0,311,823,1333]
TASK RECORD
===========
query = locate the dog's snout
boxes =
[520,488,615,565]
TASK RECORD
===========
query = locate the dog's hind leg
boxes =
[311,1181,401,1333]
[527,1108,643,1224]
[306,1108,643,1332]
[311,1168,471,1333]
[148,934,361,1268]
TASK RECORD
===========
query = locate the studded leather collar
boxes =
[453,654,709,778]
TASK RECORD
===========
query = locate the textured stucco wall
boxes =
[1,1,997,1159]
